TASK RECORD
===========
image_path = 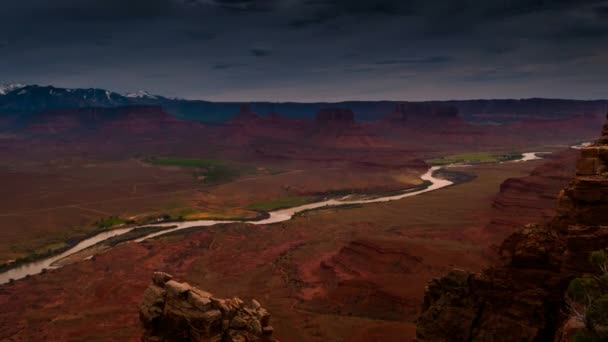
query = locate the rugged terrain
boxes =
[482,149,579,243]
[0,86,603,340]
[1,84,607,124]
[0,154,572,341]
[4,99,594,265]
[416,115,608,341]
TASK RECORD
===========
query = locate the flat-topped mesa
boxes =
[387,103,461,124]
[315,108,355,124]
[231,103,260,122]
[27,105,201,135]
[140,272,276,342]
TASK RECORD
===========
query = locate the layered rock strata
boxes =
[416,114,608,341]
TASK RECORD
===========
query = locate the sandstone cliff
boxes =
[140,272,276,342]
[484,149,578,241]
[416,114,608,341]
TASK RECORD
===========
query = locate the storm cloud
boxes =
[0,0,606,101]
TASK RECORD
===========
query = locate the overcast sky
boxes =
[1,0,607,101]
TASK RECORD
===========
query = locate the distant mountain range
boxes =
[0,84,606,125]
[0,83,26,95]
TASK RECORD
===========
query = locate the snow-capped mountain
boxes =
[0,84,239,124]
[0,85,138,114]
[0,83,26,95]
[125,90,160,99]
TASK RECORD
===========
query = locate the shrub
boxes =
[567,249,608,335]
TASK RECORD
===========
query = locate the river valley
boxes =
[0,152,545,284]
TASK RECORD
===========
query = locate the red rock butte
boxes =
[231,103,261,122]
[315,108,355,124]
[387,103,461,123]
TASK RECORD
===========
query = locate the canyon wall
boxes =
[416,115,608,341]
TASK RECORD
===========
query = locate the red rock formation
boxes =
[231,103,260,122]
[416,114,608,341]
[387,103,462,126]
[315,108,355,124]
[26,105,202,135]
[484,150,578,241]
[140,272,276,342]
[299,240,426,321]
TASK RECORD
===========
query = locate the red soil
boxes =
[0,154,574,341]
[483,149,578,242]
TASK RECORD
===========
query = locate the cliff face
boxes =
[140,272,276,342]
[416,114,608,341]
[484,150,578,241]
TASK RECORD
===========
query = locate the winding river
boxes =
[0,152,545,284]
[571,142,593,149]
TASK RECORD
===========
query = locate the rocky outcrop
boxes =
[27,105,201,135]
[417,270,481,341]
[298,239,425,321]
[315,108,355,124]
[417,224,568,341]
[416,113,608,341]
[231,104,260,122]
[485,150,577,241]
[140,272,276,342]
[554,121,608,230]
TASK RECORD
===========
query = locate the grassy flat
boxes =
[95,216,128,229]
[429,152,522,166]
[144,157,241,184]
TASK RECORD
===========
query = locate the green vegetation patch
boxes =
[566,249,608,339]
[144,157,224,168]
[0,242,73,273]
[246,196,314,211]
[144,157,241,184]
[95,216,128,229]
[1,215,136,273]
[573,330,608,342]
[428,152,523,166]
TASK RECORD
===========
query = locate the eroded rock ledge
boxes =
[140,272,276,342]
[416,113,608,341]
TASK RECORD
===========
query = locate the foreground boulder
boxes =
[140,272,276,342]
[416,113,608,341]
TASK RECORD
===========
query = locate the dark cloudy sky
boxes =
[1,0,607,101]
